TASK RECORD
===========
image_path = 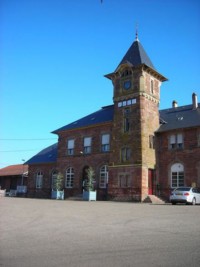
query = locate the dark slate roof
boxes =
[26,103,200,165]
[157,104,200,132]
[25,143,57,165]
[52,105,114,134]
[116,39,156,71]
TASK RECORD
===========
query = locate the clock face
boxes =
[124,80,131,90]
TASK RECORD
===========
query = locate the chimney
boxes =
[172,100,178,108]
[192,93,198,109]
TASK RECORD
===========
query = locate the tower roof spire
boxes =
[135,23,139,41]
[105,29,168,82]
[115,35,156,71]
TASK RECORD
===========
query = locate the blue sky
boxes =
[1,0,200,168]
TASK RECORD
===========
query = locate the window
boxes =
[198,133,200,147]
[51,170,58,190]
[171,163,184,188]
[118,98,136,108]
[119,173,131,188]
[150,79,154,94]
[84,137,92,154]
[169,133,183,149]
[99,165,108,188]
[67,139,74,155]
[101,134,110,152]
[124,108,130,133]
[149,135,155,149]
[121,69,131,77]
[65,167,74,188]
[124,117,130,132]
[169,134,176,149]
[177,134,183,149]
[121,147,131,162]
[36,171,43,189]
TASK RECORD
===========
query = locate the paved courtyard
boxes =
[0,197,200,267]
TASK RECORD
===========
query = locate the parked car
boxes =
[170,187,200,205]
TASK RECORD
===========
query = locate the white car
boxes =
[170,187,200,205]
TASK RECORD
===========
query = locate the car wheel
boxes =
[192,198,196,205]
[171,202,176,205]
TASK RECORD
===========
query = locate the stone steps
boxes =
[144,194,166,204]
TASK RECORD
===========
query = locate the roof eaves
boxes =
[52,105,114,134]
[52,120,113,134]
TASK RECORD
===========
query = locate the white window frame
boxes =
[36,171,43,189]
[169,133,183,149]
[118,98,136,108]
[101,134,110,152]
[171,163,184,188]
[65,167,74,188]
[99,165,108,188]
[51,170,58,190]
[67,139,74,155]
[84,137,92,154]
[177,133,183,149]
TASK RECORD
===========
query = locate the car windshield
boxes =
[175,187,191,191]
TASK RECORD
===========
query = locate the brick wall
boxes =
[27,163,57,198]
[156,127,200,199]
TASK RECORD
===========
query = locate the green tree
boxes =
[55,172,64,191]
[85,167,95,191]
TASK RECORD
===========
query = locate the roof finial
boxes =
[135,23,139,41]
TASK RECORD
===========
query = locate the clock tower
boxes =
[105,33,167,201]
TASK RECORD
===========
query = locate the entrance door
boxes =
[148,169,154,195]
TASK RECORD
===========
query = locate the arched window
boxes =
[51,170,58,190]
[99,165,108,188]
[65,167,74,188]
[171,163,184,188]
[36,171,43,189]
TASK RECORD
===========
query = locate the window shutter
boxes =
[68,139,74,149]
[177,134,183,144]
[84,137,91,146]
[102,134,110,144]
[170,135,176,144]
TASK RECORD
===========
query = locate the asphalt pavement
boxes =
[0,197,200,267]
